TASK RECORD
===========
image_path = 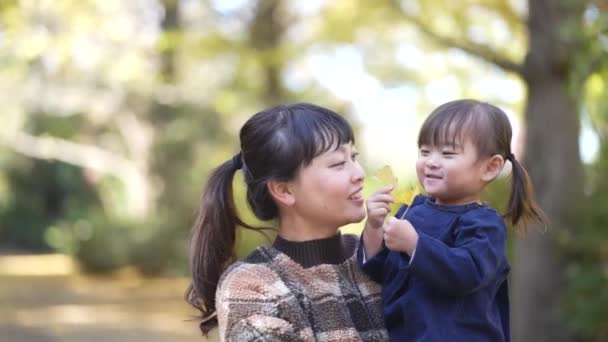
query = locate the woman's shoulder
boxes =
[217,246,284,296]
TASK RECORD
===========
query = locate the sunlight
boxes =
[0,254,76,276]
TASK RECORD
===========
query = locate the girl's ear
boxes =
[267,180,296,207]
[481,154,505,182]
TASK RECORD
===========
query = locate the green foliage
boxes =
[0,157,100,251]
[74,218,132,273]
[0,10,606,342]
[130,225,176,276]
[47,213,181,275]
[555,65,608,340]
[558,138,608,340]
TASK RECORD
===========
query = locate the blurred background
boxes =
[0,0,606,341]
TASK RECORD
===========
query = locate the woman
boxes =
[186,103,387,341]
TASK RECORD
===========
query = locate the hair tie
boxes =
[506,152,515,161]
[231,152,243,169]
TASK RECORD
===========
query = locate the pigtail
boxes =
[186,156,243,334]
[505,156,548,233]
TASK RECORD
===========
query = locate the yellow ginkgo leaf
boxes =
[394,185,419,205]
[373,165,398,188]
[394,183,420,219]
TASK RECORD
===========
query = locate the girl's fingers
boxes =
[368,194,395,204]
[372,185,395,196]
[368,208,389,218]
[374,185,394,195]
[367,201,391,212]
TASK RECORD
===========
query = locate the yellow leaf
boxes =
[394,184,419,205]
[373,165,398,188]
[394,183,420,219]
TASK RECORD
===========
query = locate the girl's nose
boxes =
[426,156,439,168]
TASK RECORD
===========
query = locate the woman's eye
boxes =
[351,152,359,161]
[331,161,346,168]
[443,151,456,156]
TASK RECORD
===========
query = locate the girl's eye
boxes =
[419,149,429,155]
[351,152,359,161]
[331,161,346,168]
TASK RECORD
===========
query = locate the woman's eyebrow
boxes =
[333,143,353,153]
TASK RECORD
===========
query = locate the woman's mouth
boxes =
[348,189,364,203]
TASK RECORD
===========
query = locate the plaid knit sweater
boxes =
[216,233,388,341]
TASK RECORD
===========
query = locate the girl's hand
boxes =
[383,217,418,255]
[365,186,394,230]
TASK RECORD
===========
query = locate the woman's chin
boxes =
[350,210,367,224]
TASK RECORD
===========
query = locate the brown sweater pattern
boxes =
[216,234,387,341]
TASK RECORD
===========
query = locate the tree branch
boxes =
[4,132,134,176]
[471,0,525,27]
[394,3,524,75]
[1,131,151,217]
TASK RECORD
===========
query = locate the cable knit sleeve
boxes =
[216,263,313,342]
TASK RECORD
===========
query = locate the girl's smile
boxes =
[416,139,488,206]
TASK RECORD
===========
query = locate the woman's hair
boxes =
[417,99,547,232]
[186,103,355,334]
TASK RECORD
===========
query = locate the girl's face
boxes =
[416,138,489,206]
[288,142,366,231]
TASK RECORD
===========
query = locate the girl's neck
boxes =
[435,194,482,206]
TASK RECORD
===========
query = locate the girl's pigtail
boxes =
[505,156,548,233]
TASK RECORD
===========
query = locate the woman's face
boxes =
[288,142,366,230]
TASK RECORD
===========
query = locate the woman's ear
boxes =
[267,180,296,207]
[481,154,505,182]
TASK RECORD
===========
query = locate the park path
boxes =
[0,254,217,341]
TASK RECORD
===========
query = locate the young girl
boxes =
[187,103,387,341]
[359,99,546,341]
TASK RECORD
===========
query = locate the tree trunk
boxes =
[249,0,287,105]
[514,78,581,342]
[513,1,584,341]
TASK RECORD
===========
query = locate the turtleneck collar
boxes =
[272,232,356,268]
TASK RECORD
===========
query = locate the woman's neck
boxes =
[277,216,339,242]
[272,232,354,268]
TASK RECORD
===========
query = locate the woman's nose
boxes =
[352,162,365,183]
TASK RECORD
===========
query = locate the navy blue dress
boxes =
[358,195,510,342]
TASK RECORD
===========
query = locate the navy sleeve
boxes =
[356,203,410,283]
[408,209,508,296]
[395,204,408,219]
[357,236,388,283]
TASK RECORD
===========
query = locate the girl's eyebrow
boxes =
[444,143,463,149]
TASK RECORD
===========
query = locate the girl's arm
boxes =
[217,265,311,342]
[356,187,395,282]
[361,221,384,259]
[357,225,388,284]
[407,210,509,296]
[361,186,394,259]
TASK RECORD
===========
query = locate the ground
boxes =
[0,254,217,341]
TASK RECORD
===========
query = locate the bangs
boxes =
[290,103,354,164]
[418,100,486,148]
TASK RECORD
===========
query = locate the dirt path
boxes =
[0,257,217,341]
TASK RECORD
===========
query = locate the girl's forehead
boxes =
[420,121,476,145]
[421,135,478,151]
